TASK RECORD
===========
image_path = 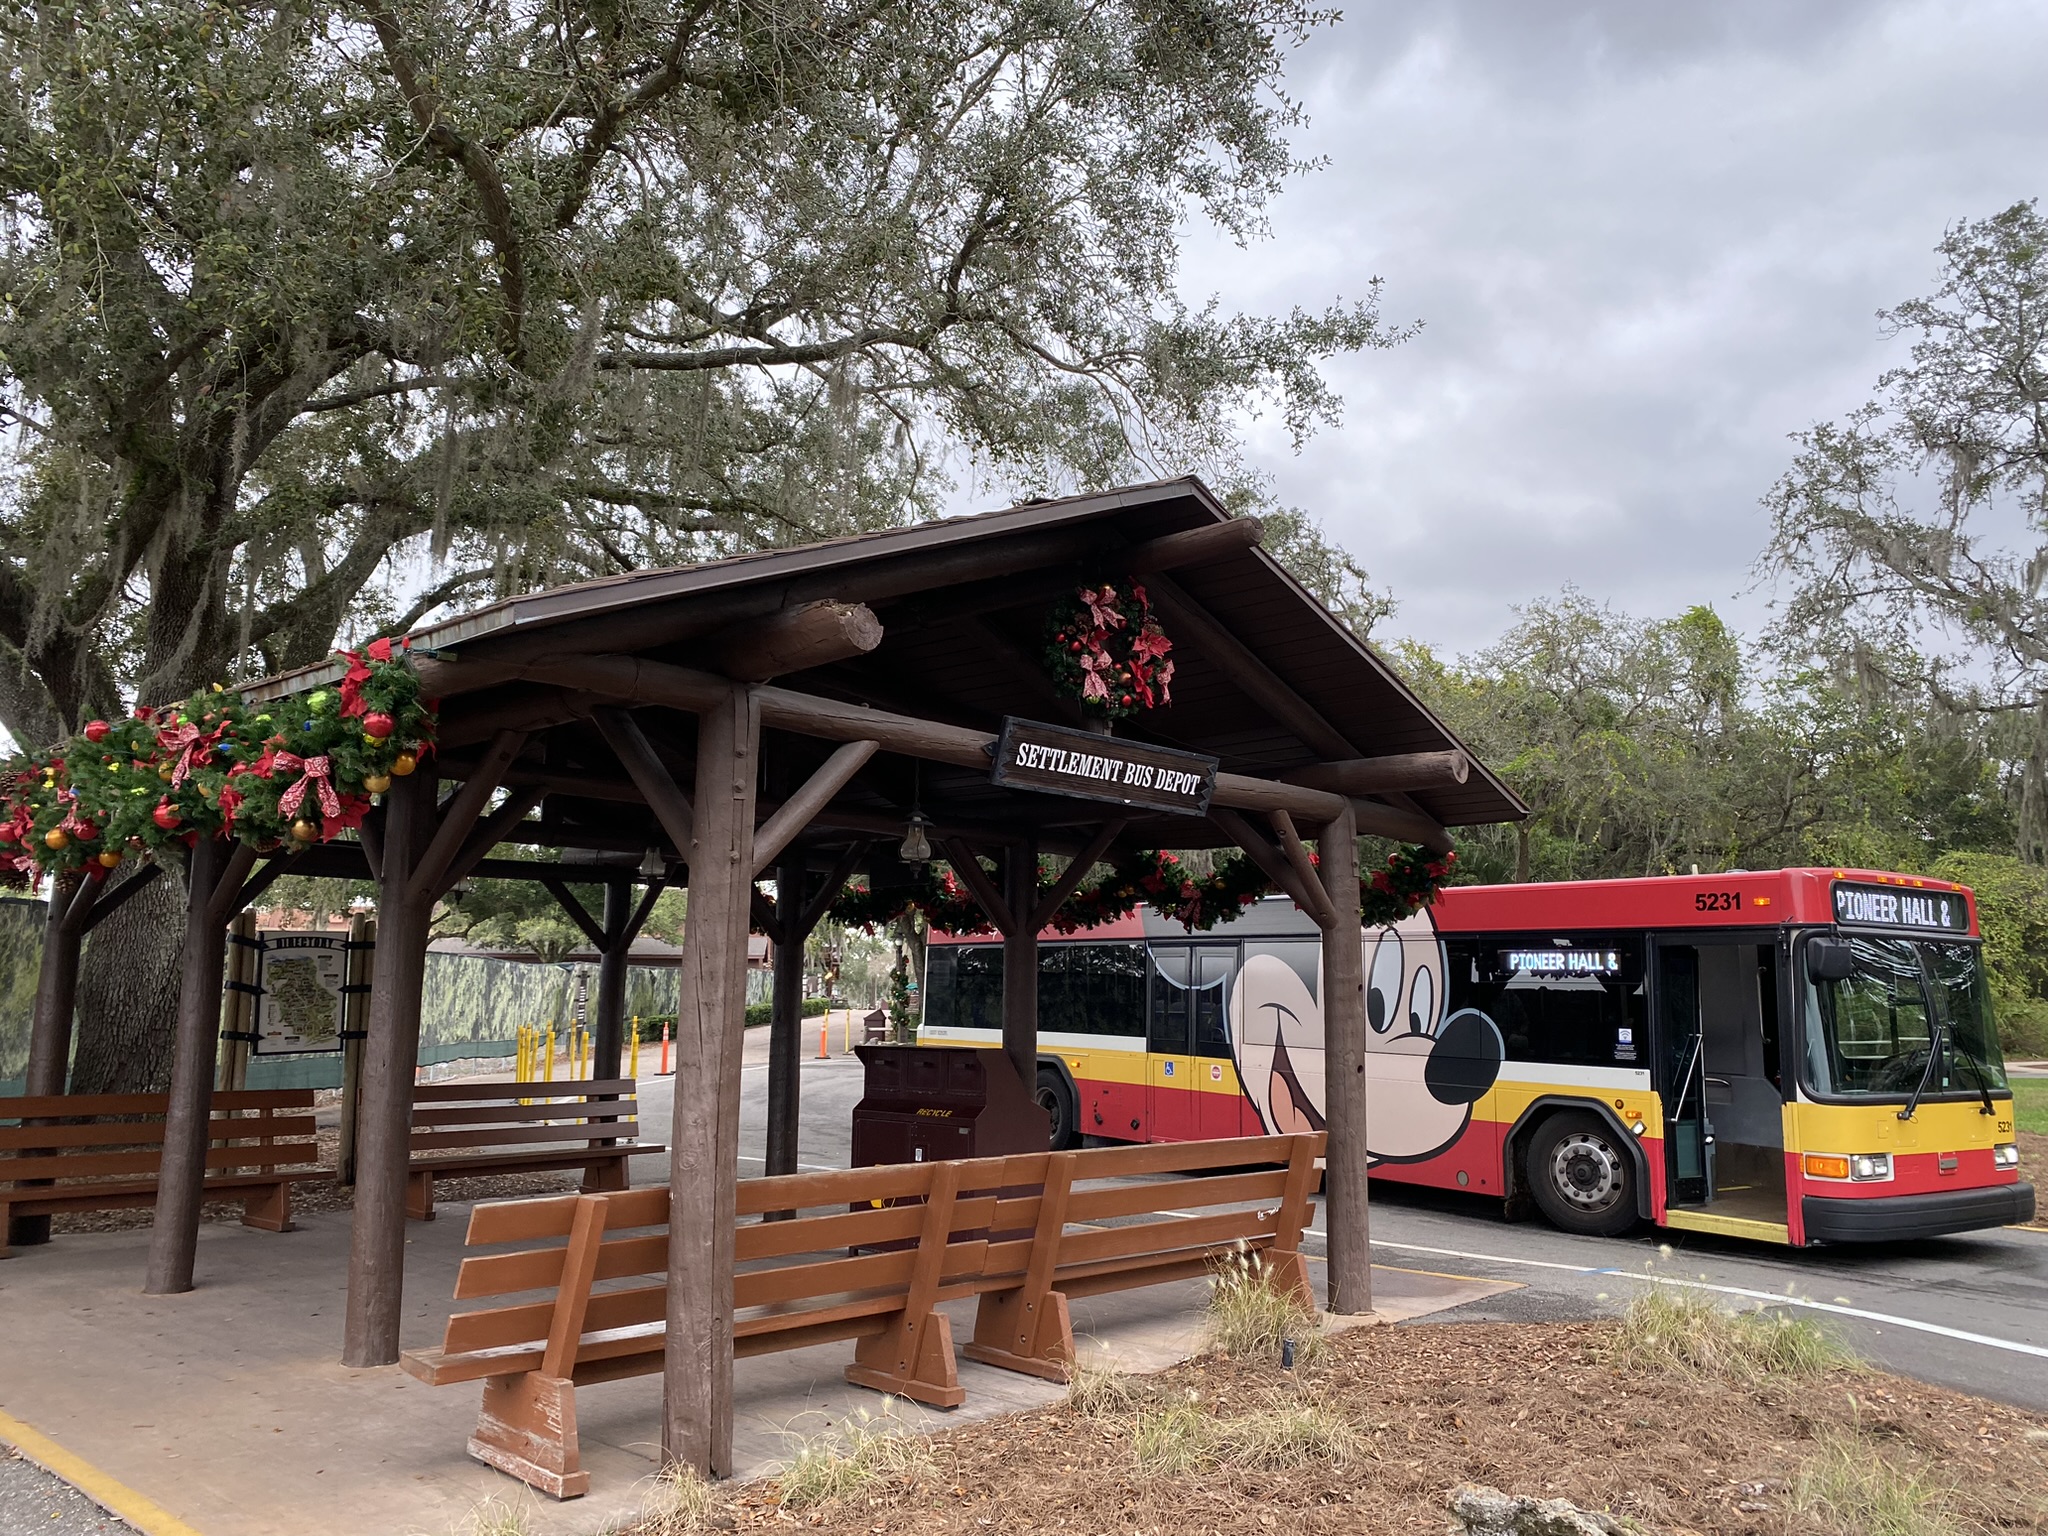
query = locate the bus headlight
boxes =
[1849,1153,1892,1181]
[1994,1143,2020,1170]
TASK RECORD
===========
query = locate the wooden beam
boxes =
[798,842,869,937]
[224,846,299,920]
[938,840,1012,934]
[1122,515,1263,574]
[357,813,385,884]
[409,730,527,902]
[749,740,878,877]
[434,685,602,748]
[1001,835,1040,1091]
[709,601,883,683]
[1347,796,1455,854]
[78,861,164,935]
[1030,821,1125,932]
[434,785,547,900]
[592,706,695,858]
[511,653,1350,823]
[1208,807,1326,921]
[1283,750,1470,796]
[60,870,102,934]
[540,875,609,950]
[203,842,263,930]
[750,888,780,935]
[1140,573,1354,761]
[1268,810,1338,931]
[624,877,668,944]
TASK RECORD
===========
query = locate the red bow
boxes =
[1078,586,1126,633]
[273,754,340,820]
[156,723,217,787]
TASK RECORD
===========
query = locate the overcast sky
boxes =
[1184,0,2048,657]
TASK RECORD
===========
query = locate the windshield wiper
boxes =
[1951,1038,1997,1116]
[1899,1016,1944,1122]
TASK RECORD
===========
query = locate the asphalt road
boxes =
[647,1025,2048,1414]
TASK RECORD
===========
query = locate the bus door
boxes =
[1191,947,1245,1139]
[1658,938,1786,1222]
[1147,946,1197,1140]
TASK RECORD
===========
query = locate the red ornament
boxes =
[362,712,395,740]
[153,801,181,831]
[84,720,110,743]
[0,827,14,845]
[74,820,97,840]
[1120,694,1134,707]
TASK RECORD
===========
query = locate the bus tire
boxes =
[1528,1111,1637,1237]
[1036,1065,1079,1150]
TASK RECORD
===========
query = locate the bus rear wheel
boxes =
[1529,1112,1636,1237]
[1037,1066,1079,1150]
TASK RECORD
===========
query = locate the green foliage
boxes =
[1608,1288,1853,1382]
[2012,1080,2047,1132]
[742,997,830,1027]
[1926,852,2048,1056]
[0,896,43,1081]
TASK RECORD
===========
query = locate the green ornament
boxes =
[308,691,331,712]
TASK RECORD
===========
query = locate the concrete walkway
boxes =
[0,1199,1508,1536]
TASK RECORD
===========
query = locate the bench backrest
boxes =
[0,1089,321,1187]
[409,1079,644,1158]
[430,1158,1003,1382]
[424,1132,1321,1383]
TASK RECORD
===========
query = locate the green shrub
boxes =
[1930,852,2048,1057]
[1204,1245,1323,1367]
[1609,1287,1853,1380]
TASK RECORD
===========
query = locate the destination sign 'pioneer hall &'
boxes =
[990,718,1218,816]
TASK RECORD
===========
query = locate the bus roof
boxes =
[926,867,1979,943]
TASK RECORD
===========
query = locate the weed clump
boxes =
[776,1406,928,1511]
[1126,1389,1357,1478]
[1205,1244,1323,1367]
[1793,1426,1967,1536]
[638,1461,721,1533]
[1609,1286,1853,1381]
[1066,1356,1142,1419]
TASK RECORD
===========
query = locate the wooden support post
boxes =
[343,770,436,1365]
[1316,805,1371,1316]
[144,836,257,1295]
[1001,834,1039,1094]
[593,879,630,1080]
[663,684,759,1477]
[219,910,260,1091]
[338,912,374,1186]
[766,859,805,1181]
[9,875,89,1248]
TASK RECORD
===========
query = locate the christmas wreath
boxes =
[0,637,435,887]
[1042,582,1175,720]
[828,845,1454,937]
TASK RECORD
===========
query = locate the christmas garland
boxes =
[830,845,1454,937]
[1042,582,1175,720]
[0,637,435,887]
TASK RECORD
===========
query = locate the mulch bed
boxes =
[675,1321,2048,1536]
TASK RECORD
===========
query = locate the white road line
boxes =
[1352,1237,2048,1361]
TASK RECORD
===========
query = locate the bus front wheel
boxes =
[1037,1066,1079,1150]
[1528,1112,1636,1237]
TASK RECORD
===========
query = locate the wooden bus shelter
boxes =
[17,477,1521,1475]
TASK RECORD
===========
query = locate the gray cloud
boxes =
[1188,0,2048,654]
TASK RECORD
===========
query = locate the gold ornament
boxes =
[363,774,392,794]
[390,752,417,777]
[98,849,122,868]
[290,818,318,842]
[44,827,68,850]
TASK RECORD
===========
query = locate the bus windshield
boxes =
[1801,935,2009,1098]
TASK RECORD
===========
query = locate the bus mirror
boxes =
[1807,938,1855,982]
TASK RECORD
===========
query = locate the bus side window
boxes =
[1046,942,1147,1037]
[1245,940,1320,1004]
[1149,947,1192,1054]
[956,944,1002,1032]
[923,946,957,1033]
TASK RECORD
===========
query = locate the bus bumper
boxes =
[1802,1182,2036,1243]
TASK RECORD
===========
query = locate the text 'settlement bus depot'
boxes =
[918,868,2035,1247]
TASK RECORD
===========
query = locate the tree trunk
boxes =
[68,867,188,1093]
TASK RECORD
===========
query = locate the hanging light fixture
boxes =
[899,763,932,866]
[639,845,666,880]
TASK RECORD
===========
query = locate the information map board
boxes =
[254,932,349,1054]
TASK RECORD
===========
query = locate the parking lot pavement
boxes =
[0,1453,133,1536]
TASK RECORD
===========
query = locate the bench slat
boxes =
[735,1161,937,1214]
[1054,1206,1280,1268]
[0,1089,314,1120]
[1067,1134,1314,1179]
[1,1142,320,1183]
[414,1144,651,1180]
[411,1080,637,1103]
[409,1123,643,1153]
[411,1101,637,1129]
[1065,1167,1287,1222]
[463,1185,670,1244]
[0,1115,320,1152]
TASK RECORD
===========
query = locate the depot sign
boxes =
[991,718,1218,816]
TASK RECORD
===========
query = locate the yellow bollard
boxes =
[630,1017,641,1078]
[545,1023,556,1083]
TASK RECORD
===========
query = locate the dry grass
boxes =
[461,1497,532,1536]
[1608,1285,1854,1382]
[774,1406,929,1511]
[1792,1424,1973,1536]
[1127,1387,1358,1478]
[1203,1244,1323,1367]
[636,1462,720,1534]
[1065,1356,1142,1419]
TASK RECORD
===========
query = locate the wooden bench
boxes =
[961,1131,1324,1380]
[401,1132,1322,1498]
[405,1079,665,1222]
[401,1158,999,1496]
[1,1089,323,1256]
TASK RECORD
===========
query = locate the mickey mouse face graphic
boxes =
[1363,914,1504,1164]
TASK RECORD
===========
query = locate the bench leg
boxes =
[406,1169,436,1222]
[961,1287,1074,1383]
[579,1160,629,1195]
[1262,1248,1314,1310]
[240,1181,295,1234]
[846,1308,966,1408]
[468,1372,589,1500]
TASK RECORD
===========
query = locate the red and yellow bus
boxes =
[918,868,2034,1246]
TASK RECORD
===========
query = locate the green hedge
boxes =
[740,997,833,1028]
